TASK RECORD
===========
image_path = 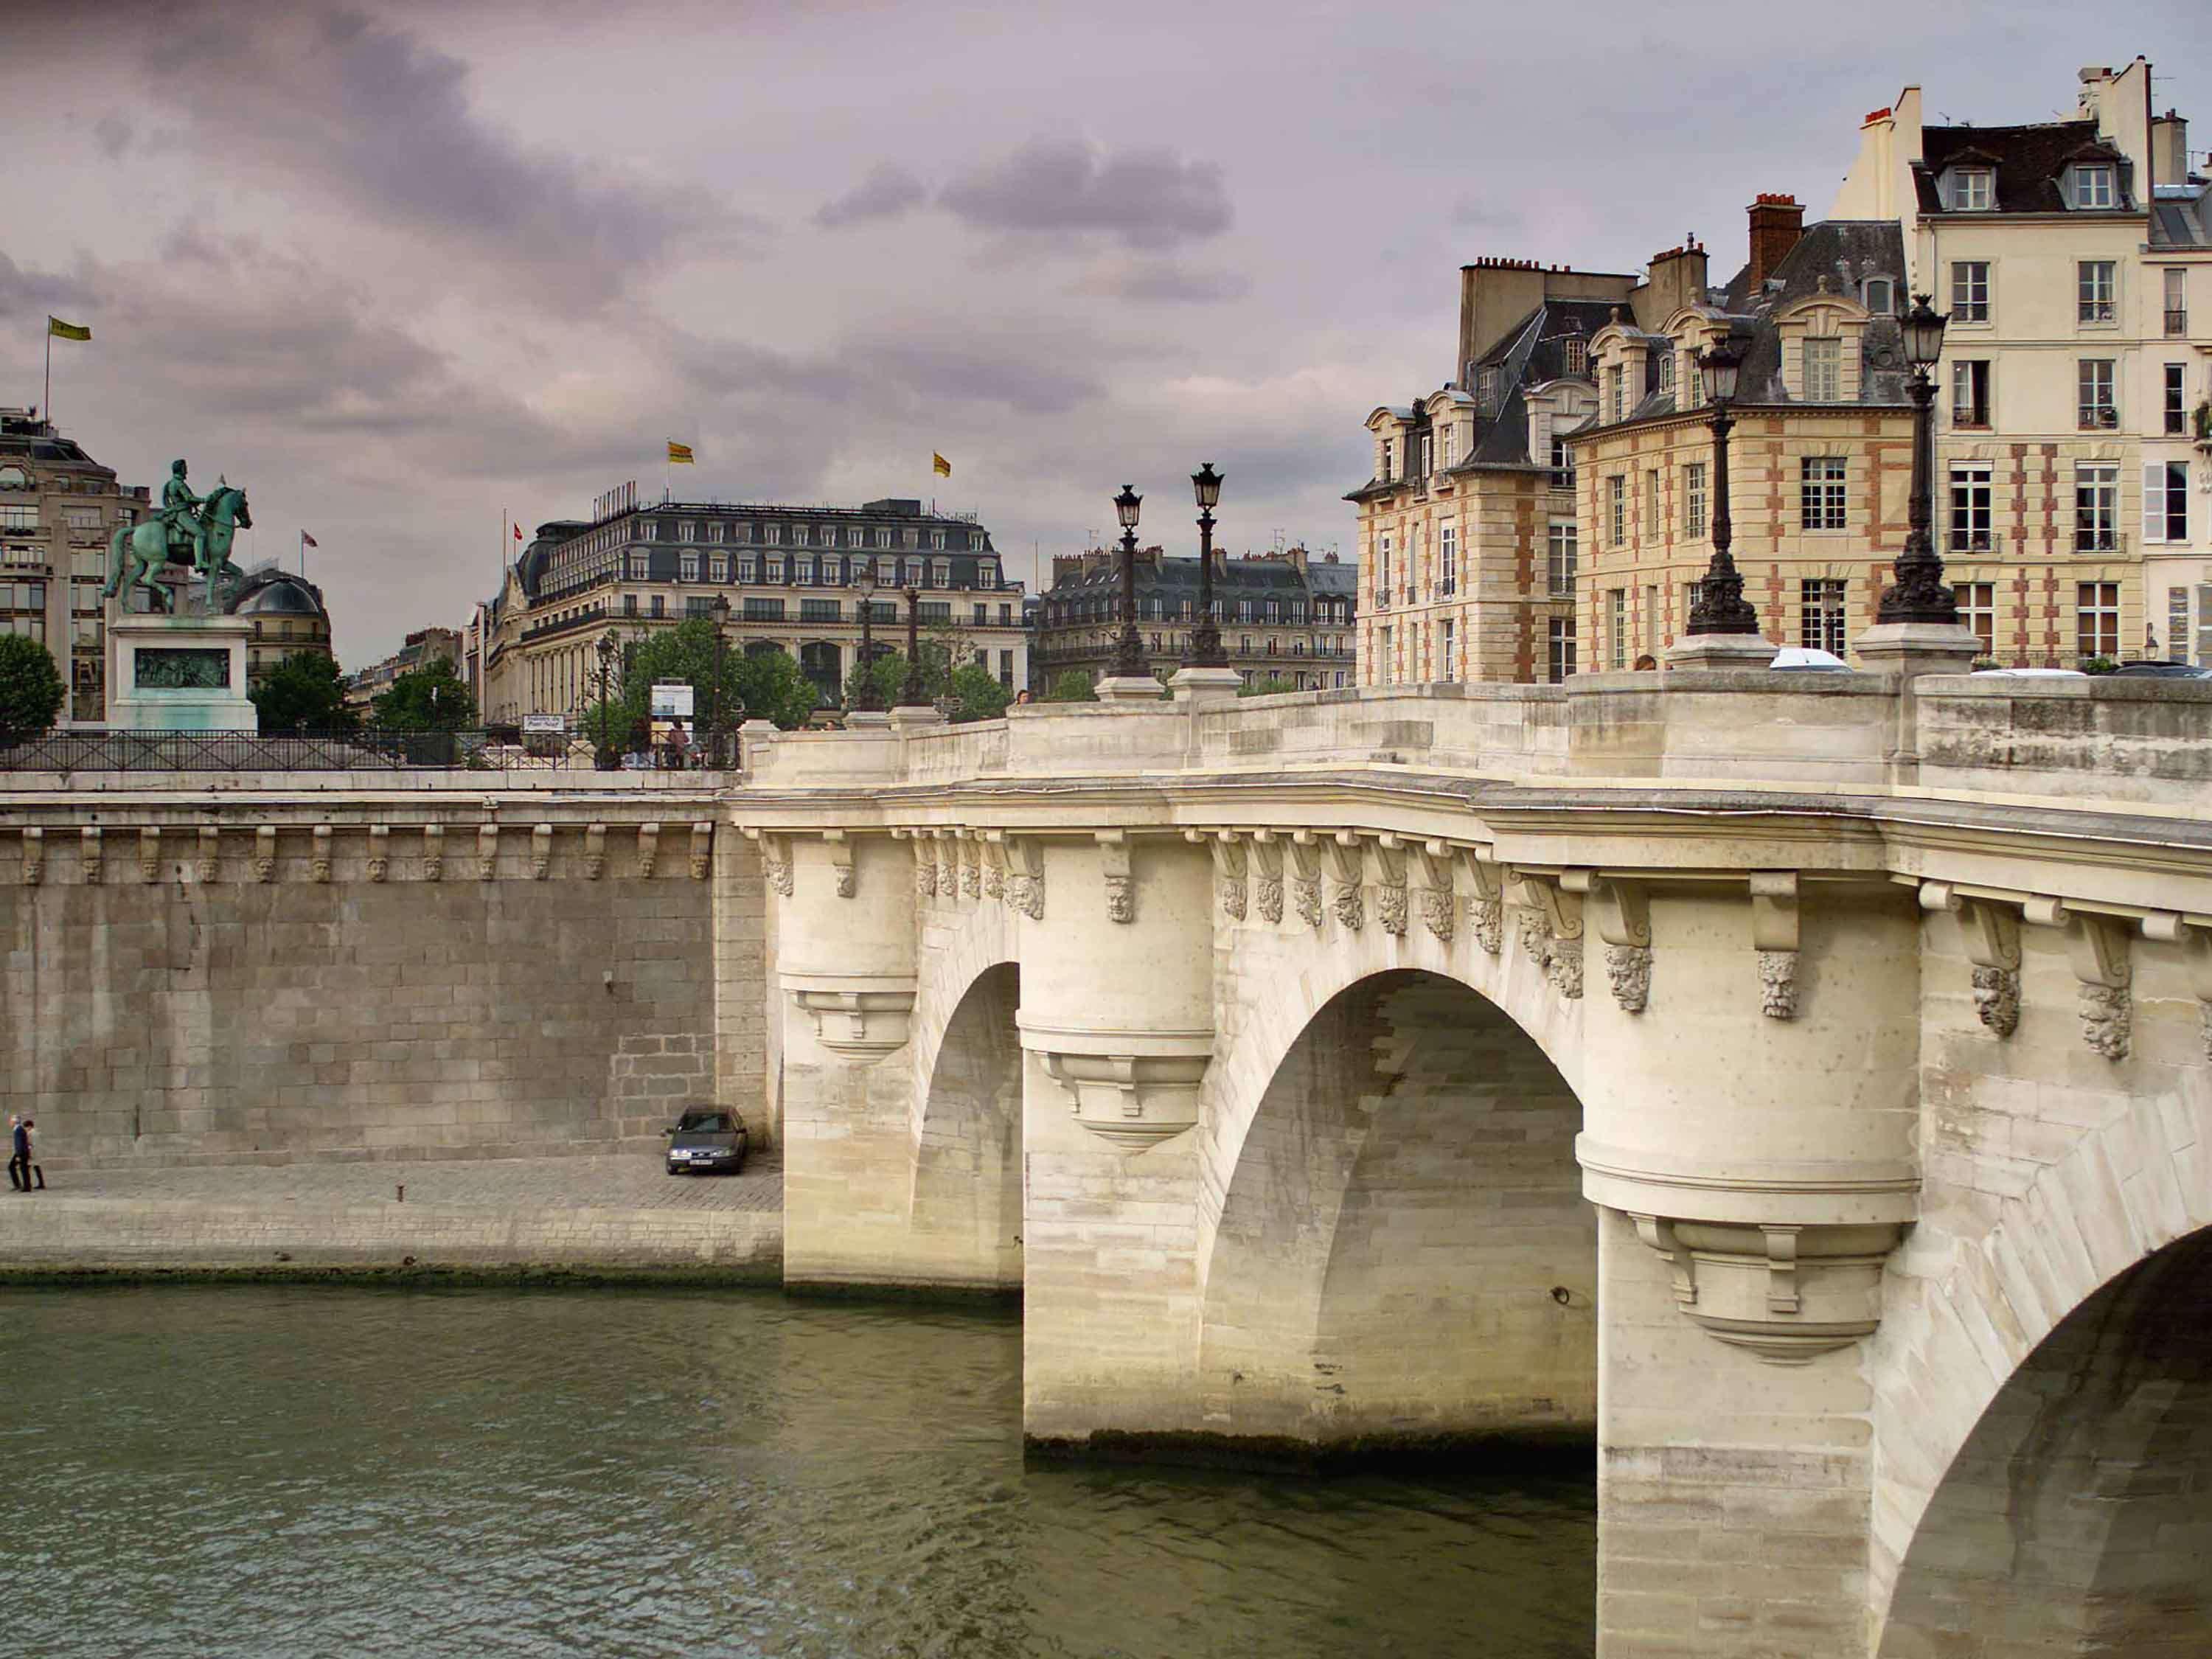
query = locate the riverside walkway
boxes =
[0,1152,783,1281]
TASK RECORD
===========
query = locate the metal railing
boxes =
[0,728,611,773]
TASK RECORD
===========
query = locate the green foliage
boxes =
[0,633,64,738]
[251,652,354,734]
[579,697,636,754]
[2195,400,2211,442]
[946,664,1012,722]
[1044,669,1096,703]
[2080,655,2119,676]
[1239,675,1304,698]
[620,619,816,732]
[844,639,961,711]
[372,658,476,731]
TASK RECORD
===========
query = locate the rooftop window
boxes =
[2072,163,2115,209]
[1948,167,1993,212]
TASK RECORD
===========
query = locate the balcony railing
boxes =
[1949,529,1995,553]
[2073,529,2126,555]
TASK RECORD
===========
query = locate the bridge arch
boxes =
[1196,965,1594,1451]
[1872,1080,2212,1651]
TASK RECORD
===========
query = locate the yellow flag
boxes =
[667,440,695,465]
[48,316,91,341]
[931,453,951,478]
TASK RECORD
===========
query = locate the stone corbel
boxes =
[746,830,792,897]
[1324,830,1365,931]
[138,827,161,884]
[2142,913,2212,1060]
[689,821,713,880]
[824,830,854,898]
[1412,840,1455,942]
[583,824,606,880]
[1248,830,1284,924]
[1190,830,1246,922]
[80,826,102,886]
[907,830,938,900]
[1526,872,1585,999]
[1585,875,1652,1013]
[934,830,958,901]
[1096,830,1133,923]
[20,827,43,887]
[636,822,660,880]
[980,834,1005,902]
[1004,836,1044,921]
[531,824,554,880]
[2026,897,2131,1060]
[1921,883,2021,1037]
[1463,847,1504,955]
[1750,872,1800,1020]
[310,824,333,883]
[253,825,276,883]
[475,824,499,882]
[1627,1212,1904,1363]
[422,824,445,883]
[1022,1018,1211,1150]
[1287,832,1324,930]
[957,834,981,900]
[1370,835,1408,937]
[785,973,916,1061]
[195,826,219,883]
[366,824,391,883]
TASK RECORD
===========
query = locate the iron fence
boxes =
[0,729,610,773]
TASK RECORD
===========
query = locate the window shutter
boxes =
[2143,465,2168,544]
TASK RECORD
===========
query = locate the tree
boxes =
[1044,670,1096,703]
[0,634,63,740]
[372,658,476,731]
[842,639,959,712]
[621,619,816,734]
[1239,675,1304,698]
[251,652,354,734]
[946,664,1012,722]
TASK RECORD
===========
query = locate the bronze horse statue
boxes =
[103,482,252,613]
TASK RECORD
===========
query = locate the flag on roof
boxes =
[668,440,695,465]
[47,317,90,341]
[931,453,952,478]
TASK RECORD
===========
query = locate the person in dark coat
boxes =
[7,1115,27,1193]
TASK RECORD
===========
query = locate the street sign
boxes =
[650,682,695,719]
[521,713,567,736]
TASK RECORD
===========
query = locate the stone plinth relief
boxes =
[2027,897,2132,1061]
[787,973,916,1062]
[1921,883,2022,1037]
[1023,1019,1211,1151]
[1628,1213,1903,1363]
[1750,872,1798,1020]
[1587,875,1652,1014]
[1413,841,1455,942]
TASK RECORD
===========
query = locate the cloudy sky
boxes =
[1,0,2202,664]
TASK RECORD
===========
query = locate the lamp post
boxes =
[709,592,731,765]
[1874,293,1959,625]
[899,584,925,706]
[594,630,617,769]
[1186,463,1226,667]
[1684,338,1761,636]
[1111,484,1145,679]
[852,571,884,713]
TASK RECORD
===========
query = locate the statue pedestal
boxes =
[105,612,257,732]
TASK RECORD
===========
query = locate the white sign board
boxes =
[650,682,695,719]
[521,713,567,736]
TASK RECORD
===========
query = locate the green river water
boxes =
[0,1286,1593,1657]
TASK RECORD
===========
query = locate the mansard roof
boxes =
[1913,121,2135,215]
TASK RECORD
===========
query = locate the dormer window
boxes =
[2073,163,2115,209]
[1863,278,1894,315]
[1562,338,1587,377]
[1477,366,1500,403]
[1950,168,1993,211]
[1655,352,1675,394]
[1804,337,1843,402]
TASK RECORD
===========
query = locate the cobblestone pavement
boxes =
[39,1151,783,1214]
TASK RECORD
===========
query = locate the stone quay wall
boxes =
[0,779,768,1172]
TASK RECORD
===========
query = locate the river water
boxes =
[0,1287,1593,1658]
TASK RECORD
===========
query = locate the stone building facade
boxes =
[1030,544,1357,692]
[1571,211,1919,665]
[1832,57,2208,664]
[479,494,1026,726]
[228,568,334,687]
[345,625,460,717]
[0,410,150,723]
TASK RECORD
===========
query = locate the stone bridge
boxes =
[740,670,2212,1658]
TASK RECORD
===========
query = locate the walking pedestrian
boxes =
[7,1114,27,1194]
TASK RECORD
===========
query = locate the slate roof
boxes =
[2151,183,2211,249]
[1913,122,2135,215]
[1605,219,1913,425]
[227,568,329,619]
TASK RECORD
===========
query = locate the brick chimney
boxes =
[1745,194,1805,291]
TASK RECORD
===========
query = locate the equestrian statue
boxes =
[103,458,253,613]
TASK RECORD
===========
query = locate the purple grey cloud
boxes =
[938,138,1232,251]
[815,163,929,229]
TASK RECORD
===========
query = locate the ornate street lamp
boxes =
[852,569,884,713]
[594,629,618,768]
[899,584,925,705]
[1683,338,1761,636]
[709,592,732,765]
[1111,484,1145,679]
[1186,463,1227,668]
[1875,293,1960,625]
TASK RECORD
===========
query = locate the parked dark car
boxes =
[2107,660,2211,679]
[665,1107,747,1175]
